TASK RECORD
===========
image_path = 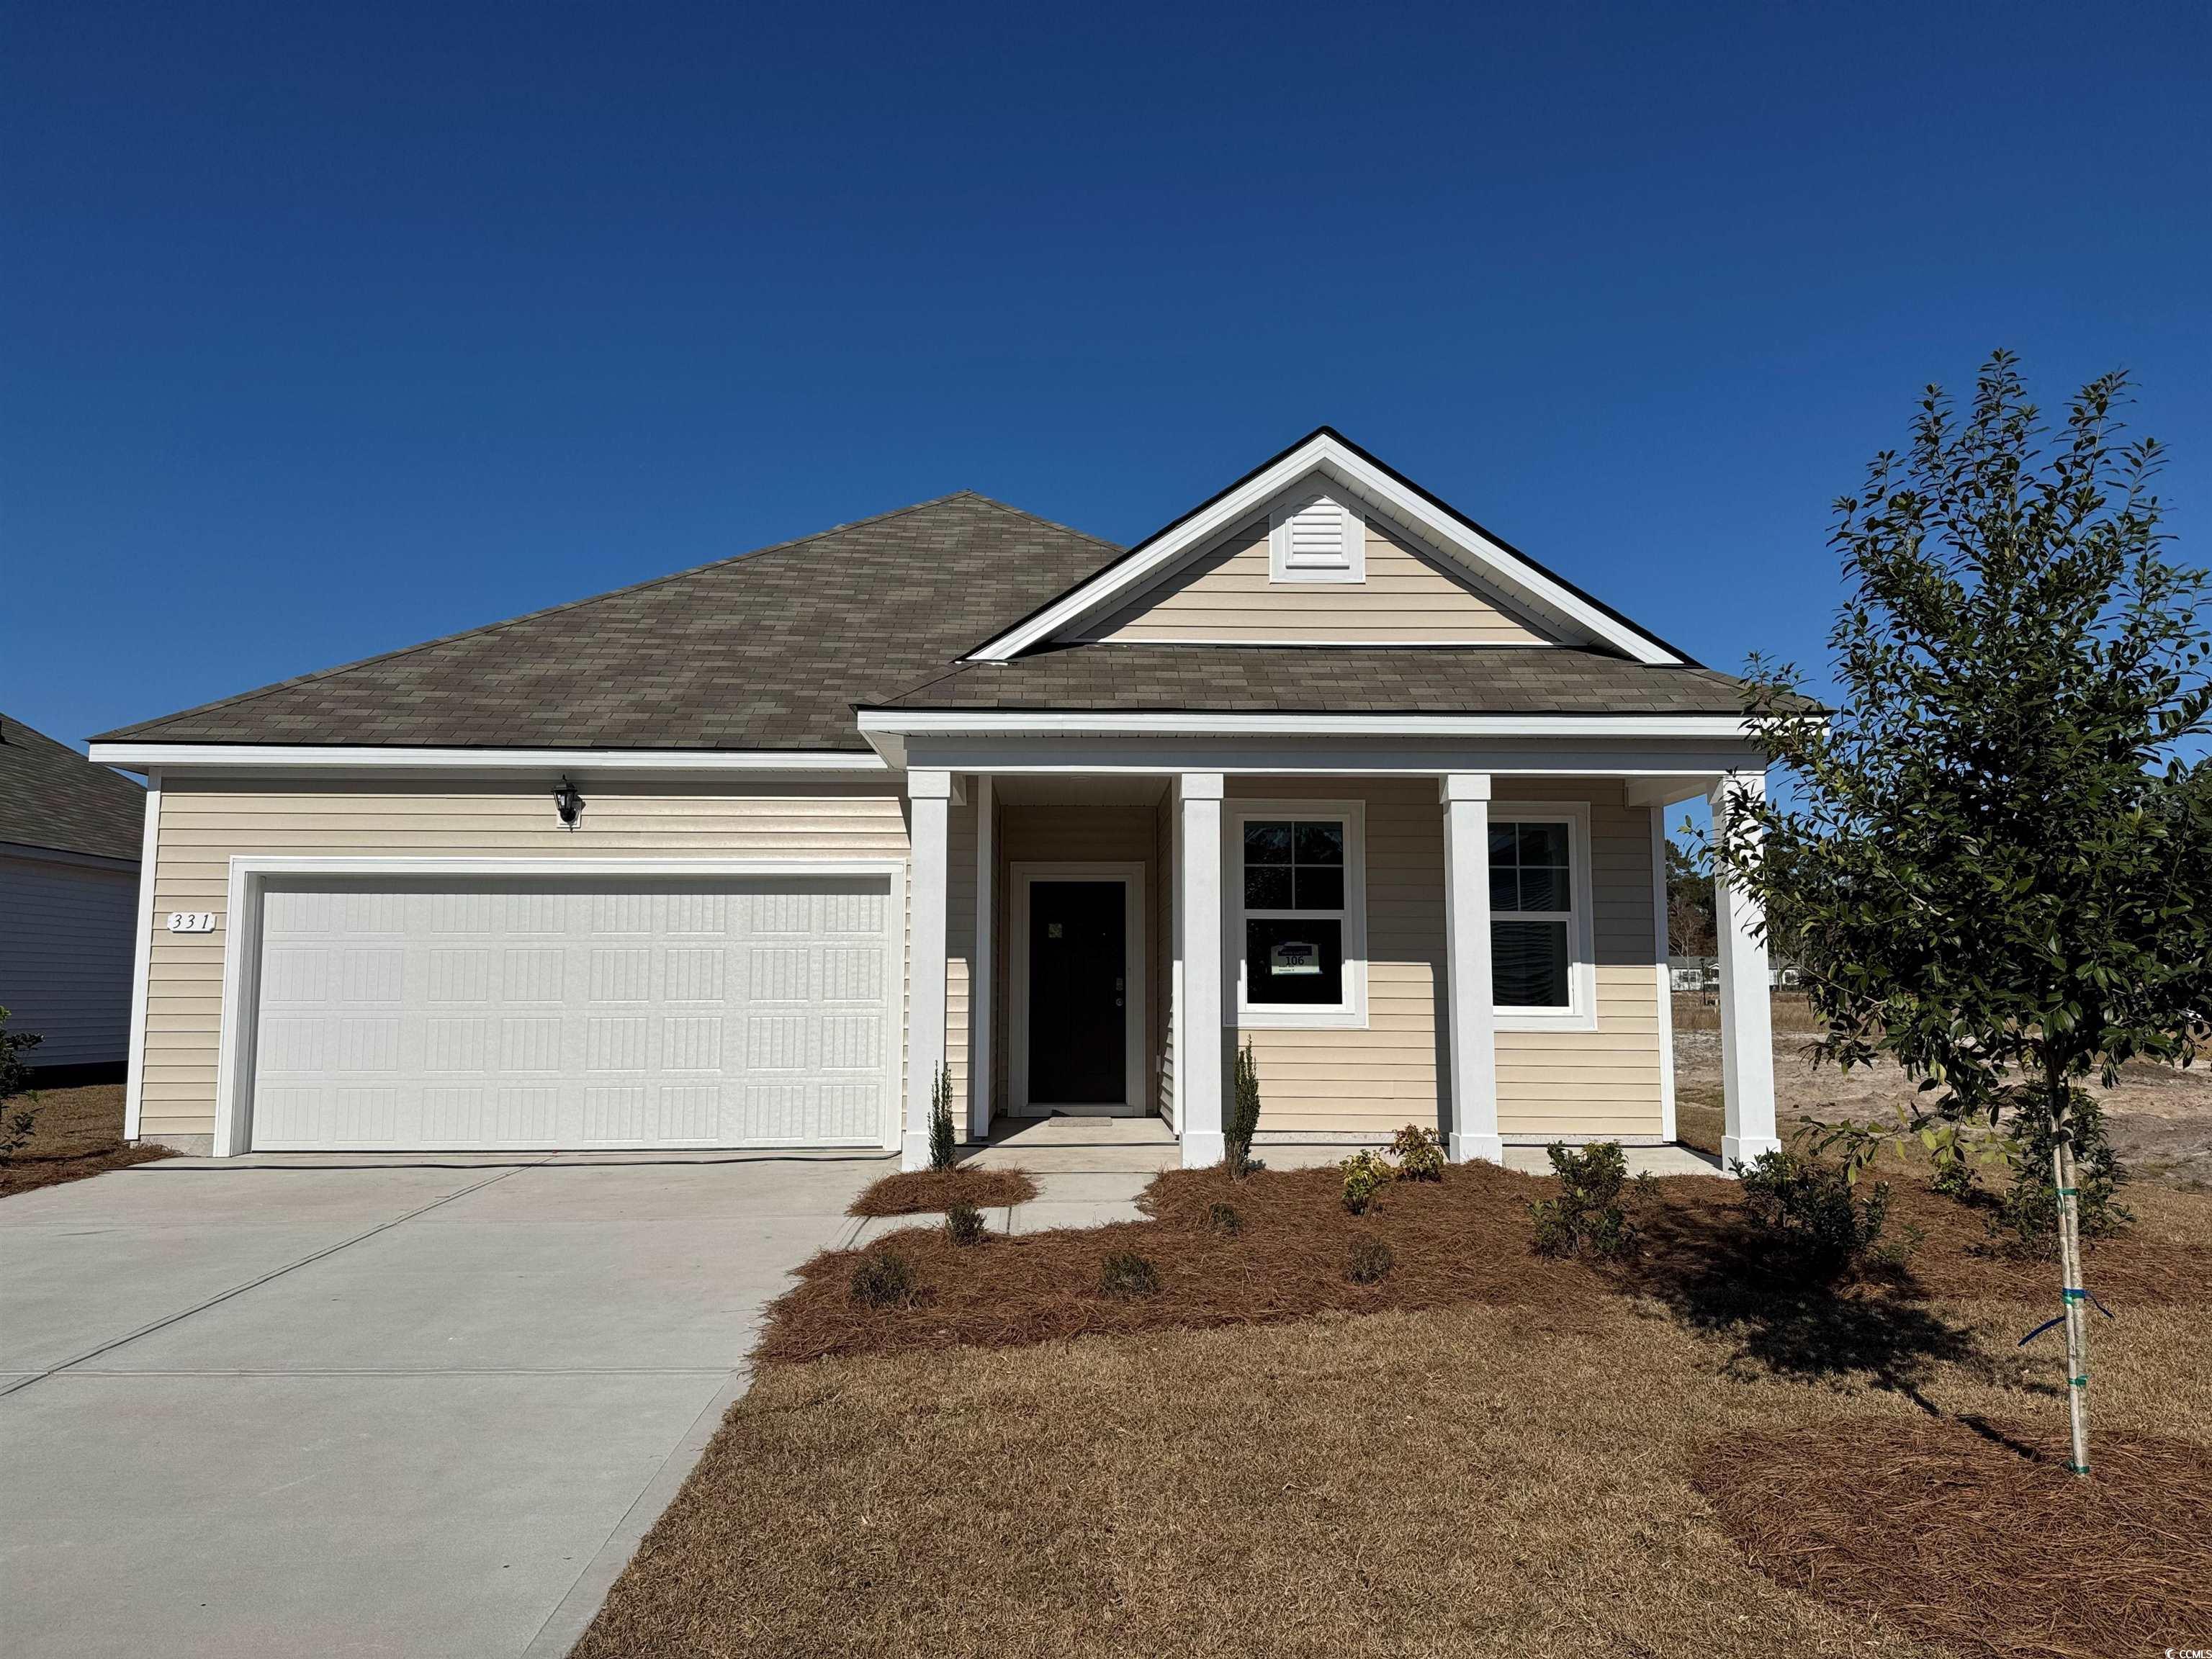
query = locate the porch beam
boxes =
[971,773,994,1141]
[904,768,954,1171]
[1439,773,1503,1162]
[1710,770,1779,1171]
[1177,772,1226,1169]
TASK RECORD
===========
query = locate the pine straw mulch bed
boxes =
[1696,1415,2212,1659]
[0,1084,174,1198]
[764,1160,1614,1364]
[846,1165,1038,1216]
[763,1160,2212,1368]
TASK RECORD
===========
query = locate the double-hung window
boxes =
[1488,806,1595,1028]
[1231,801,1367,1027]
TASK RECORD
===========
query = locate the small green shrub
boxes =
[1929,1156,1979,1202]
[944,1201,986,1246]
[1340,1150,1392,1215]
[1740,1148,1908,1278]
[850,1245,920,1308]
[927,1062,956,1172]
[1529,1141,1636,1259]
[1100,1250,1161,1299]
[1207,1201,1242,1236]
[1346,1236,1394,1285]
[1227,1038,1262,1177]
[1389,1123,1446,1182]
[1990,1089,2132,1256]
[0,1006,42,1102]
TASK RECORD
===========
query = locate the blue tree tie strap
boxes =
[2018,1313,2065,1346]
[2062,1287,2086,1303]
[2056,1186,2079,1197]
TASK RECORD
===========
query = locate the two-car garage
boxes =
[233,869,901,1153]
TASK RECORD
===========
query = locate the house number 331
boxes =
[166,912,217,934]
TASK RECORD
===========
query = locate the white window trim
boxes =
[1488,801,1597,1033]
[1226,799,1368,1030]
[1267,490,1366,584]
[1006,861,1148,1114]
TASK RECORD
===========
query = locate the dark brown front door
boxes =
[1027,881,1127,1105]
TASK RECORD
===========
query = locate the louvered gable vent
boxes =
[1268,489,1365,583]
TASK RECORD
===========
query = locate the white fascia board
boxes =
[965,433,1681,665]
[858,710,1760,739]
[87,743,888,775]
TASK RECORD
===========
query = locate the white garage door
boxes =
[246,877,896,1151]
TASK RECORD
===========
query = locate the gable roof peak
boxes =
[965,427,1696,668]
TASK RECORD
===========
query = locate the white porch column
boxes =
[970,773,994,1141]
[1440,773,1503,1164]
[1711,770,1779,1171]
[904,768,954,1172]
[1177,771,1226,1169]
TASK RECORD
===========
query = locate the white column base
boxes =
[1180,1130,1226,1170]
[1721,1134,1781,1174]
[900,1133,932,1173]
[1449,1132,1504,1165]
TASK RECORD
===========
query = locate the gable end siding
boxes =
[1084,518,1557,645]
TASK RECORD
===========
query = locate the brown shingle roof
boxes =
[866,645,1804,716]
[0,715,145,860]
[96,495,1123,752]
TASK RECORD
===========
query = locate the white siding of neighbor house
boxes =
[0,850,139,1069]
[1220,777,1663,1141]
[1084,518,1556,644]
[137,777,925,1146]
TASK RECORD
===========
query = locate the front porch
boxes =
[893,752,1783,1177]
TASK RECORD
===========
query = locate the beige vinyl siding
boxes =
[995,804,1161,1115]
[139,776,913,1143]
[1493,787,1665,1140]
[0,851,139,1069]
[1226,778,1443,1134]
[1086,518,1555,644]
[1223,778,1663,1140]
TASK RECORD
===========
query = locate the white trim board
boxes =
[122,770,162,1143]
[208,855,907,1158]
[1650,804,1678,1143]
[88,743,888,774]
[1006,861,1148,1115]
[862,711,1763,740]
[966,431,1684,665]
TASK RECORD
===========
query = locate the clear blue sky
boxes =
[6,1,2206,761]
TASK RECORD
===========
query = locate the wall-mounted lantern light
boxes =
[551,775,585,830]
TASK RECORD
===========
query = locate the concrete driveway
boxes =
[0,1151,881,1658]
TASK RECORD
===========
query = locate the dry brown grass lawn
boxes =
[581,1164,2212,1659]
[848,1166,1038,1217]
[0,1083,172,1197]
[581,1290,2212,1659]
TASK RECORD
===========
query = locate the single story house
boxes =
[1,714,148,1084]
[91,430,1799,1170]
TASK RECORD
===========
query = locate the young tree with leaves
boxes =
[1718,354,2211,1477]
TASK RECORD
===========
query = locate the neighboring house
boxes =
[0,714,148,1083]
[91,429,1806,1169]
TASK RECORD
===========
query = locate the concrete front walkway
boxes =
[0,1151,883,1659]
